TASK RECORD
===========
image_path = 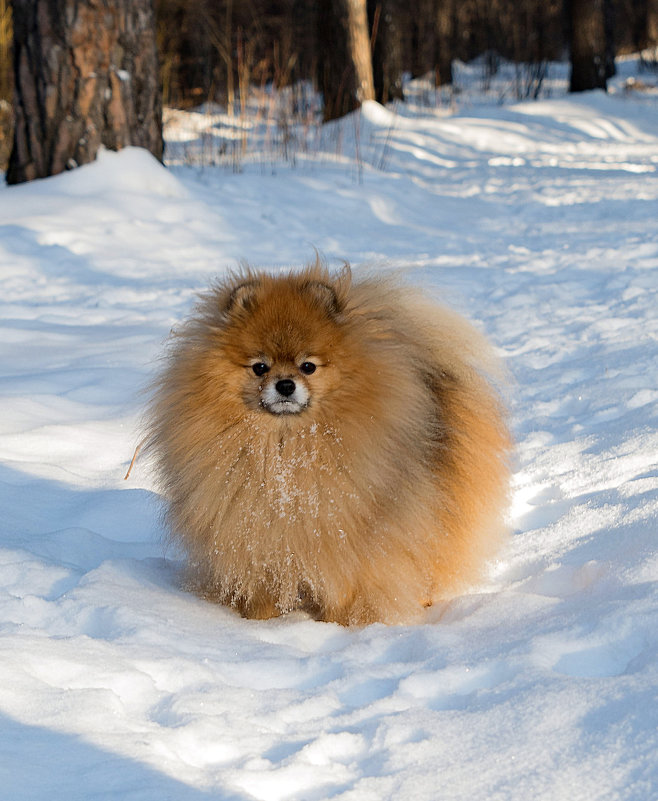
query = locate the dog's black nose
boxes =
[276,379,296,397]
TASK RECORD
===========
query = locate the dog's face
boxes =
[246,356,316,415]
[216,275,349,420]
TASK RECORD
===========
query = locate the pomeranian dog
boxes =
[146,260,510,625]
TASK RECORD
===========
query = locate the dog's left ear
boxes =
[333,262,352,310]
[224,279,260,315]
[304,281,341,316]
[303,262,352,317]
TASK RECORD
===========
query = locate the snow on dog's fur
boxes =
[147,261,511,624]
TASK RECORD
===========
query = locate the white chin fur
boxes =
[262,383,309,415]
[265,400,306,415]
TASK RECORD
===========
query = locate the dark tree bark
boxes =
[568,0,611,92]
[409,0,435,78]
[603,0,616,79]
[648,0,658,47]
[435,0,455,86]
[369,0,405,103]
[317,0,375,121]
[408,0,454,88]
[292,0,320,85]
[7,0,163,185]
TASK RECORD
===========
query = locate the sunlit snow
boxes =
[1,58,657,800]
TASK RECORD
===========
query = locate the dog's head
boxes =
[211,264,353,419]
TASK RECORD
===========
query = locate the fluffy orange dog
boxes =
[147,261,510,625]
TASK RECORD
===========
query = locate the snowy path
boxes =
[1,84,657,800]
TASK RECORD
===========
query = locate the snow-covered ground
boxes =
[1,59,657,800]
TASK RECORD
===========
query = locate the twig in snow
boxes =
[124,437,147,480]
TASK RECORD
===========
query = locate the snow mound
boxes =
[26,147,190,200]
[69,147,189,198]
[360,99,399,128]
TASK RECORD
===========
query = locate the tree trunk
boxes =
[345,0,376,104]
[7,0,163,185]
[410,0,435,78]
[603,0,616,79]
[318,0,375,122]
[568,0,609,92]
[648,0,658,47]
[435,0,455,86]
[370,0,405,103]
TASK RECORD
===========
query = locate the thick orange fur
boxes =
[146,262,511,625]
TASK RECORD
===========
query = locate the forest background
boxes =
[1,0,657,178]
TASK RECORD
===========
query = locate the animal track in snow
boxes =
[398,661,517,711]
[541,632,645,678]
[520,560,607,599]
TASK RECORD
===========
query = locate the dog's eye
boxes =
[299,362,316,375]
[252,362,269,376]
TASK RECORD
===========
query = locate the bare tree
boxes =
[409,0,435,79]
[0,0,10,101]
[435,0,456,86]
[7,0,163,185]
[370,0,405,103]
[408,0,455,89]
[649,0,658,48]
[568,0,612,92]
[318,0,375,121]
